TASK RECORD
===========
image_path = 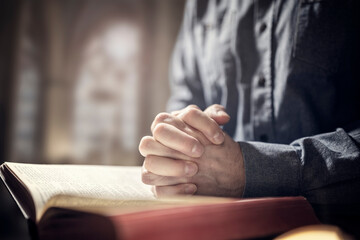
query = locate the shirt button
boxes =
[260,134,268,142]
[259,23,267,33]
[258,76,266,87]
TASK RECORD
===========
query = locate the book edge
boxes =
[0,163,32,220]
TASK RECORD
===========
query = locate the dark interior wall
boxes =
[0,0,185,165]
[0,1,31,239]
[0,1,185,239]
[0,0,21,165]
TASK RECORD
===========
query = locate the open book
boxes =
[0,162,320,240]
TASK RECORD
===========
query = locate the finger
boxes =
[153,123,204,157]
[142,169,189,186]
[143,155,198,177]
[151,112,186,133]
[178,106,225,145]
[204,104,231,126]
[139,136,192,160]
[154,184,197,197]
[171,105,200,116]
[151,113,211,146]
[182,124,211,146]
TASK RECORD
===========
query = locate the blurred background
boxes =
[0,0,185,239]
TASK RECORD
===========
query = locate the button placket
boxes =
[258,76,266,87]
[252,1,275,142]
[259,22,267,34]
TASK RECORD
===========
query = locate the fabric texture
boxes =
[167,0,360,207]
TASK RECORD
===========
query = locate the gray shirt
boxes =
[167,0,360,208]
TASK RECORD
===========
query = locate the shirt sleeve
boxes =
[167,1,206,112]
[239,123,360,205]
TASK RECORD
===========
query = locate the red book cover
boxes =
[109,197,319,240]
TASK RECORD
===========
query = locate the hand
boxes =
[149,104,230,158]
[139,104,245,198]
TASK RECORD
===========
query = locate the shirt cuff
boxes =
[238,141,302,198]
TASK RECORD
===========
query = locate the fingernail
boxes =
[213,131,224,144]
[191,143,203,156]
[185,184,197,195]
[185,162,198,176]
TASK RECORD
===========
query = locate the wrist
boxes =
[236,142,246,197]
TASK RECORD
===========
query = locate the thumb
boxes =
[204,104,230,126]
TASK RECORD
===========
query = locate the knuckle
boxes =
[152,112,171,132]
[212,104,224,109]
[184,107,200,120]
[187,104,200,110]
[152,123,167,138]
[138,136,152,156]
[143,156,154,172]
[141,171,155,185]
[155,186,173,198]
[154,112,171,124]
[205,104,222,114]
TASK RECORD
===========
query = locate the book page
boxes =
[5,162,155,219]
[43,193,233,218]
[42,195,195,218]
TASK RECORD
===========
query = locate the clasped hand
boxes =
[139,104,245,198]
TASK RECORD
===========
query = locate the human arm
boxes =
[240,123,360,205]
[140,105,360,205]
